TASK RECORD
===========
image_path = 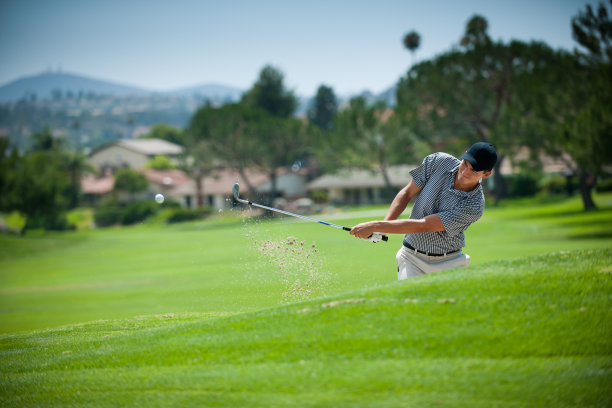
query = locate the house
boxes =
[80,168,191,205]
[306,165,417,205]
[498,148,575,175]
[80,173,114,204]
[88,138,184,171]
[170,168,309,210]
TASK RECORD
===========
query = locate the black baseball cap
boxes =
[460,142,497,172]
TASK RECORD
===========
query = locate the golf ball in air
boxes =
[155,193,165,204]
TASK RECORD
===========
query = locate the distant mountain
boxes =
[0,72,150,102]
[0,71,244,103]
[0,71,395,111]
[166,83,244,101]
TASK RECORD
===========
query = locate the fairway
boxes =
[0,194,611,407]
[1,194,611,333]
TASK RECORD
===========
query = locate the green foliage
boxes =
[120,200,158,225]
[402,30,420,52]
[189,101,313,202]
[596,177,612,192]
[166,206,213,223]
[93,202,123,227]
[507,173,540,197]
[113,168,148,194]
[0,128,82,231]
[308,85,338,131]
[145,154,176,170]
[93,199,161,227]
[188,103,265,170]
[571,1,612,63]
[140,123,185,145]
[322,97,415,199]
[241,65,297,118]
[541,174,577,196]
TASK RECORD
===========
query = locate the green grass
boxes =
[1,249,610,407]
[0,194,611,333]
[0,194,611,406]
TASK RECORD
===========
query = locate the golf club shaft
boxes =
[237,197,350,231]
[232,183,387,242]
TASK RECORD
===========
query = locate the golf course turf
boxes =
[1,194,611,407]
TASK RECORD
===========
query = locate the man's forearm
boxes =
[369,216,444,234]
[384,181,421,221]
[350,214,445,239]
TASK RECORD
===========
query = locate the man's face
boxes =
[457,160,491,183]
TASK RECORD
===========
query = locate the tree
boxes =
[63,151,92,209]
[523,1,612,210]
[188,103,265,200]
[113,168,148,202]
[241,65,298,118]
[396,15,565,200]
[140,123,185,146]
[308,85,338,131]
[1,128,77,232]
[251,115,311,204]
[571,1,612,64]
[146,155,176,170]
[403,30,421,64]
[561,0,612,210]
[325,97,416,198]
[460,15,489,48]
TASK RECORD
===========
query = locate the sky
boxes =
[0,0,598,97]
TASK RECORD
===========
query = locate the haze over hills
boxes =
[0,71,395,107]
[0,71,245,104]
[0,71,397,152]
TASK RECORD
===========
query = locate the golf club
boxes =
[232,183,388,243]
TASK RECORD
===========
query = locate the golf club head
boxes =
[232,183,240,201]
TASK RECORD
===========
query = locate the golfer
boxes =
[350,142,497,280]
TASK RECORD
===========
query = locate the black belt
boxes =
[403,242,459,257]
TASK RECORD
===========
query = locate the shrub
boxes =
[121,200,159,225]
[508,173,540,198]
[596,177,612,193]
[94,204,123,227]
[541,174,577,196]
[166,207,213,223]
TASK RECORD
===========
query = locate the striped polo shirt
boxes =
[403,152,485,254]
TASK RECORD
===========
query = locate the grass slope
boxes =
[1,249,610,407]
[1,194,611,334]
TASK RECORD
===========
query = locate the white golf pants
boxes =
[396,245,470,280]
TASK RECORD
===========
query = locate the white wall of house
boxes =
[257,173,306,197]
[89,146,148,170]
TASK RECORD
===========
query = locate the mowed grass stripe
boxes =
[1,249,610,407]
[1,193,612,333]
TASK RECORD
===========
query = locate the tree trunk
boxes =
[267,171,278,207]
[195,174,204,208]
[379,163,395,201]
[493,154,508,205]
[578,170,597,211]
[237,167,257,200]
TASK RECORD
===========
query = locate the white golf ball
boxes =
[155,193,165,204]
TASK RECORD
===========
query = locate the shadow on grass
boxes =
[567,230,612,240]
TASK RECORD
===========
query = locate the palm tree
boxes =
[403,31,421,65]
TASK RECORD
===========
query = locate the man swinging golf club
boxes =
[350,142,498,280]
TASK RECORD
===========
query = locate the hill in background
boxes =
[0,71,396,152]
[0,71,243,103]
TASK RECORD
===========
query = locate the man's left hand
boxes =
[350,222,376,239]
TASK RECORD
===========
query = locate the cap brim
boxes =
[460,153,483,171]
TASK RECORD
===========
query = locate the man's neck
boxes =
[454,173,480,192]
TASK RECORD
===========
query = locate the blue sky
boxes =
[0,0,597,97]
